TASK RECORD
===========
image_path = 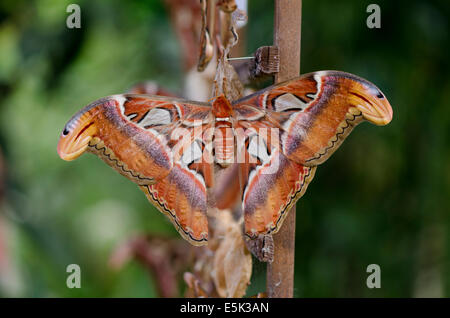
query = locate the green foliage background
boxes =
[0,0,448,297]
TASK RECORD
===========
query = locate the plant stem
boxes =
[266,0,302,298]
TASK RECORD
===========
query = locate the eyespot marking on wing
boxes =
[247,135,270,163]
[272,93,309,112]
[181,140,203,166]
[127,113,139,120]
[138,108,172,127]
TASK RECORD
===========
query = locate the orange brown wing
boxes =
[228,71,392,238]
[233,71,393,166]
[57,94,214,245]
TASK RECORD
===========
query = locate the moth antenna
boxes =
[222,76,228,95]
[206,94,217,103]
[213,79,220,98]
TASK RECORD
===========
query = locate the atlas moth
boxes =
[57,71,393,246]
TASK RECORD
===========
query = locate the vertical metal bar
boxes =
[266,0,302,298]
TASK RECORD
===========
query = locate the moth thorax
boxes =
[213,124,235,168]
[212,95,233,118]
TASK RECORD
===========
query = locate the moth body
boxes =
[212,95,236,168]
